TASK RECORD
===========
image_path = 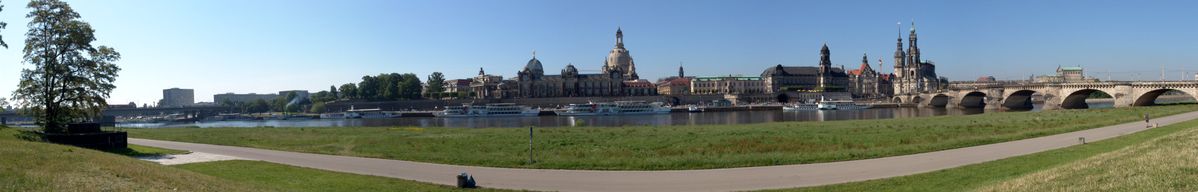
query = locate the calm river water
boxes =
[118,101,1117,128]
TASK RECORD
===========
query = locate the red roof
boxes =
[849,63,873,76]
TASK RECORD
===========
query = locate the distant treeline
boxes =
[223,72,446,113]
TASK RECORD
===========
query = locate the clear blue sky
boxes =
[1,0,1197,105]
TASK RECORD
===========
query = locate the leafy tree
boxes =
[250,99,270,113]
[308,102,326,113]
[12,0,121,133]
[328,85,338,100]
[426,72,446,98]
[0,0,8,48]
[378,73,400,100]
[309,90,336,103]
[0,97,9,111]
[357,76,379,100]
[399,73,422,99]
[338,83,357,99]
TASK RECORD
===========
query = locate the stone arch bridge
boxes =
[893,81,1198,110]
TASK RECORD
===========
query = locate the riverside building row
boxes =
[431,25,945,102]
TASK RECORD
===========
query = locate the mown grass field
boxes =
[129,104,1198,170]
[0,127,517,191]
[174,160,519,192]
[977,119,1198,191]
[0,127,268,192]
[776,115,1198,191]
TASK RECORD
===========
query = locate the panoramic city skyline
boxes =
[1,0,1196,105]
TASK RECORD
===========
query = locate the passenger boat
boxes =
[817,100,872,110]
[782,103,818,111]
[687,105,705,113]
[319,113,345,119]
[783,97,872,111]
[436,103,540,117]
[344,108,386,119]
[557,101,671,116]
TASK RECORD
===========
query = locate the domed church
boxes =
[509,28,656,98]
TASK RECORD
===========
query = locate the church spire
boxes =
[819,42,831,73]
[678,62,685,78]
[615,27,624,48]
[862,52,869,64]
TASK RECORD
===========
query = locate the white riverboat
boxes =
[817,100,872,110]
[782,103,819,111]
[557,101,671,116]
[344,108,386,119]
[436,103,540,118]
[783,96,872,111]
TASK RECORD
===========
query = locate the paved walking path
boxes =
[131,111,1198,192]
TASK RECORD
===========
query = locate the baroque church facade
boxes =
[891,22,941,96]
[495,28,654,99]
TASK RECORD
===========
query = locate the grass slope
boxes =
[775,116,1198,191]
[175,160,519,192]
[0,128,269,192]
[977,120,1198,191]
[129,105,1198,170]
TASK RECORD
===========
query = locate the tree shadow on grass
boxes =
[13,130,44,142]
[105,147,168,157]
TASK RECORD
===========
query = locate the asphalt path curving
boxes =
[131,110,1198,192]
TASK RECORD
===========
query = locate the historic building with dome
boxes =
[470,28,654,99]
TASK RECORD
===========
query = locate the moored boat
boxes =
[436,103,540,117]
[557,101,670,116]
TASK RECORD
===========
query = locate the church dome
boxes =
[524,57,543,75]
[562,64,578,75]
[605,48,633,70]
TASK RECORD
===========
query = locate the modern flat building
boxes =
[159,88,195,107]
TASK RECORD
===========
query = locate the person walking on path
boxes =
[1145,113,1152,128]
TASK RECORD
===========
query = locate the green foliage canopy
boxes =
[12,0,121,132]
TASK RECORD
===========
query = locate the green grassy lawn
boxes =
[174,160,519,192]
[0,127,519,191]
[0,127,269,192]
[976,119,1198,191]
[129,104,1198,170]
[773,115,1198,191]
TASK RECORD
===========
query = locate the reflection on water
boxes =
[120,101,1120,128]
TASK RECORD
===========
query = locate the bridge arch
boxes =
[959,91,987,108]
[1062,89,1114,109]
[928,94,950,108]
[910,96,924,104]
[1002,90,1037,110]
[1133,89,1198,106]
